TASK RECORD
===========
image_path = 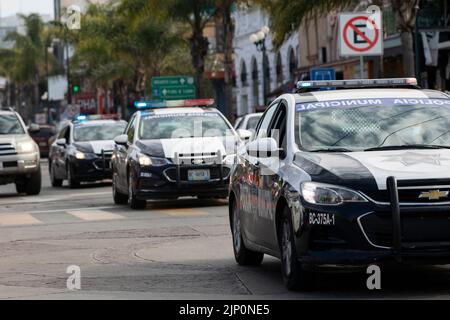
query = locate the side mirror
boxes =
[56,138,66,147]
[236,129,253,141]
[114,134,128,146]
[28,123,40,133]
[246,137,281,158]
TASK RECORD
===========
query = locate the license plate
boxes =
[309,212,335,226]
[188,169,210,181]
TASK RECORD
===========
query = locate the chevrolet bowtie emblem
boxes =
[419,190,449,200]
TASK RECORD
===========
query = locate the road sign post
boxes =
[339,12,383,79]
[151,76,196,100]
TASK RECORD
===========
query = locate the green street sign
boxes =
[151,76,196,100]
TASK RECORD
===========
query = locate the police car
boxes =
[229,78,450,290]
[111,99,248,209]
[49,115,127,188]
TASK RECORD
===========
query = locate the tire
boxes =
[112,171,128,205]
[67,164,80,189]
[16,167,42,196]
[50,162,63,187]
[231,197,264,266]
[279,206,315,291]
[128,171,146,209]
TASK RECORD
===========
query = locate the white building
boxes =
[233,7,299,116]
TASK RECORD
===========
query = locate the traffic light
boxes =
[73,84,80,93]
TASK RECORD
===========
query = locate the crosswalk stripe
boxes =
[157,208,208,217]
[67,210,125,221]
[0,213,42,226]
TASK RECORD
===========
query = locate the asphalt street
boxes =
[0,161,450,299]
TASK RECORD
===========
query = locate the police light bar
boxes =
[74,114,122,122]
[297,78,418,90]
[134,99,215,109]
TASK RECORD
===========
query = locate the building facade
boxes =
[233,7,299,116]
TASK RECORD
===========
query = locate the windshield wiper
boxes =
[364,144,450,152]
[308,147,353,153]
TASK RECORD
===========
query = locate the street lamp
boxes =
[250,26,270,106]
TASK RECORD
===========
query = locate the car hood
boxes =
[294,149,450,191]
[0,134,32,147]
[73,140,115,154]
[137,136,238,159]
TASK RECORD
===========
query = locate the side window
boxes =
[255,103,279,139]
[127,116,137,143]
[58,127,67,139]
[268,103,288,154]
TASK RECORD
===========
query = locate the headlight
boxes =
[17,142,35,153]
[138,154,169,166]
[301,182,367,205]
[75,151,85,160]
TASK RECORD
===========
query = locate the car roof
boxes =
[292,88,449,103]
[140,107,220,116]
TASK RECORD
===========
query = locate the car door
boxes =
[255,102,288,249]
[116,114,137,191]
[240,102,279,244]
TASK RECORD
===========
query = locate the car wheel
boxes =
[16,167,42,196]
[231,197,264,266]
[128,171,146,209]
[67,164,80,189]
[112,172,128,205]
[280,206,315,291]
[50,163,63,187]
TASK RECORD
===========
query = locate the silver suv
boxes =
[0,109,41,195]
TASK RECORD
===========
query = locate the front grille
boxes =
[164,166,230,182]
[360,210,450,248]
[0,143,16,156]
[3,161,17,168]
[365,189,450,203]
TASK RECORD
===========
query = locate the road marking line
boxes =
[0,213,42,226]
[67,210,125,221]
[0,191,111,205]
[18,206,117,215]
[157,208,209,217]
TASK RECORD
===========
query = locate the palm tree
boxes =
[165,0,218,98]
[0,14,50,119]
[256,0,421,77]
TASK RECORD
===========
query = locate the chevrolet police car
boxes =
[111,99,248,209]
[229,78,450,290]
[49,115,127,188]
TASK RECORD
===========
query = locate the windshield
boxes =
[0,114,25,134]
[139,112,233,140]
[296,98,450,152]
[73,123,126,142]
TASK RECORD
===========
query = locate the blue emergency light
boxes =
[134,99,215,109]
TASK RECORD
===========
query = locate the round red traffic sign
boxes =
[343,16,379,53]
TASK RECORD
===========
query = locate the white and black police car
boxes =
[229,78,450,290]
[49,115,127,188]
[111,99,250,209]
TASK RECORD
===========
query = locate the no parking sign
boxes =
[339,13,383,56]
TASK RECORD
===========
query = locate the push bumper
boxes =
[297,176,450,268]
[70,151,112,182]
[134,152,231,200]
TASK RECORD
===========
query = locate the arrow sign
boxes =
[151,76,196,100]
